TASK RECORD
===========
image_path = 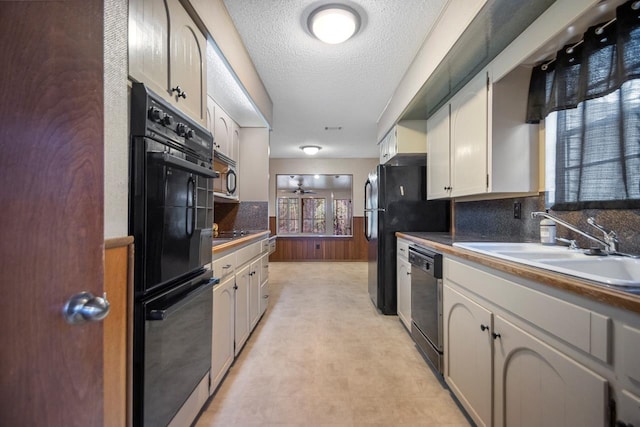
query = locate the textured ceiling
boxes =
[223,0,447,158]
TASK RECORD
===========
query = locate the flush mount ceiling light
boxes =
[308,4,361,44]
[300,145,322,155]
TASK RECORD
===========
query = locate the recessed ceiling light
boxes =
[300,145,321,155]
[308,4,360,44]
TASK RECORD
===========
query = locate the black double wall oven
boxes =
[130,83,218,427]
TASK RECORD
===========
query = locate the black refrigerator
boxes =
[365,162,449,315]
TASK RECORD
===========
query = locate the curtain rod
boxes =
[540,0,640,71]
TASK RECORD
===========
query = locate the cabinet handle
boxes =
[263,295,269,299]
[492,332,501,340]
[480,324,489,332]
[406,271,411,276]
[233,284,238,290]
[222,264,232,269]
[171,86,187,99]
[399,248,405,252]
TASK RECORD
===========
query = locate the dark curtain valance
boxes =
[527,0,640,123]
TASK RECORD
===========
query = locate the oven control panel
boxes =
[131,82,213,162]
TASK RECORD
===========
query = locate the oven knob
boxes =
[176,123,187,136]
[148,107,162,122]
[162,114,174,126]
[186,128,195,139]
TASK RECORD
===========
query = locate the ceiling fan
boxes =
[291,183,316,195]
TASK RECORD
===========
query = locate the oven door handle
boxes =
[186,176,196,237]
[147,277,219,321]
[149,152,220,178]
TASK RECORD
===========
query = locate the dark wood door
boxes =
[0,1,105,426]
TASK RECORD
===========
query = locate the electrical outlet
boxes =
[513,202,522,219]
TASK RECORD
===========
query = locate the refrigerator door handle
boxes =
[364,208,385,212]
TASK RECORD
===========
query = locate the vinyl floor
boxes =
[195,262,470,427]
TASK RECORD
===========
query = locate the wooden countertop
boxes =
[212,231,270,255]
[397,232,640,315]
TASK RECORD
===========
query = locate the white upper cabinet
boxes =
[231,122,240,164]
[214,104,231,158]
[450,71,489,197]
[427,66,537,200]
[379,120,427,164]
[426,104,451,200]
[129,0,169,98]
[206,96,239,163]
[129,0,207,125]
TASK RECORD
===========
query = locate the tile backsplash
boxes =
[214,201,269,232]
[454,193,640,254]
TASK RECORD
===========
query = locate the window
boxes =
[277,198,299,234]
[276,174,353,236]
[302,198,326,233]
[333,199,352,235]
[527,1,640,209]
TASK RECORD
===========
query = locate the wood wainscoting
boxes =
[104,237,134,427]
[269,217,368,261]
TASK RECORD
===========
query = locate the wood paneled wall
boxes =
[104,237,134,427]
[269,217,368,261]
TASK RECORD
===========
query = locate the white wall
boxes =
[104,0,129,239]
[269,158,379,217]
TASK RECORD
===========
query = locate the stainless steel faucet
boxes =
[587,217,619,253]
[530,211,619,253]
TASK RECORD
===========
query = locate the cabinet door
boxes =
[493,315,608,427]
[450,71,488,197]
[211,275,235,394]
[206,95,215,136]
[249,259,260,330]
[379,133,388,164]
[443,285,493,427]
[167,0,206,124]
[128,0,170,98]
[396,257,411,331]
[387,128,398,159]
[259,253,269,315]
[234,263,250,356]
[426,104,451,199]
[214,104,231,157]
[230,120,240,163]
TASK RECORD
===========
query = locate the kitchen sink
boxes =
[541,258,640,284]
[453,242,640,288]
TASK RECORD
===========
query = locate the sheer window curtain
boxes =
[527,0,640,210]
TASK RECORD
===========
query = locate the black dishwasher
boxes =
[409,245,443,375]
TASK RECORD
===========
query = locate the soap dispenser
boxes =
[539,211,556,245]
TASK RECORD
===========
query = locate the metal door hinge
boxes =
[486,73,490,90]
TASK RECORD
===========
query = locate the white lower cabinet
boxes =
[210,274,235,394]
[248,259,261,330]
[212,238,269,370]
[396,238,411,330]
[493,315,608,427]
[260,253,269,316]
[234,262,251,356]
[443,257,609,427]
[396,257,412,331]
[444,286,493,426]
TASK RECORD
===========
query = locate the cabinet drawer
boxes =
[213,252,235,279]
[444,257,610,363]
[236,241,261,267]
[621,325,640,384]
[260,238,270,255]
[397,238,410,260]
